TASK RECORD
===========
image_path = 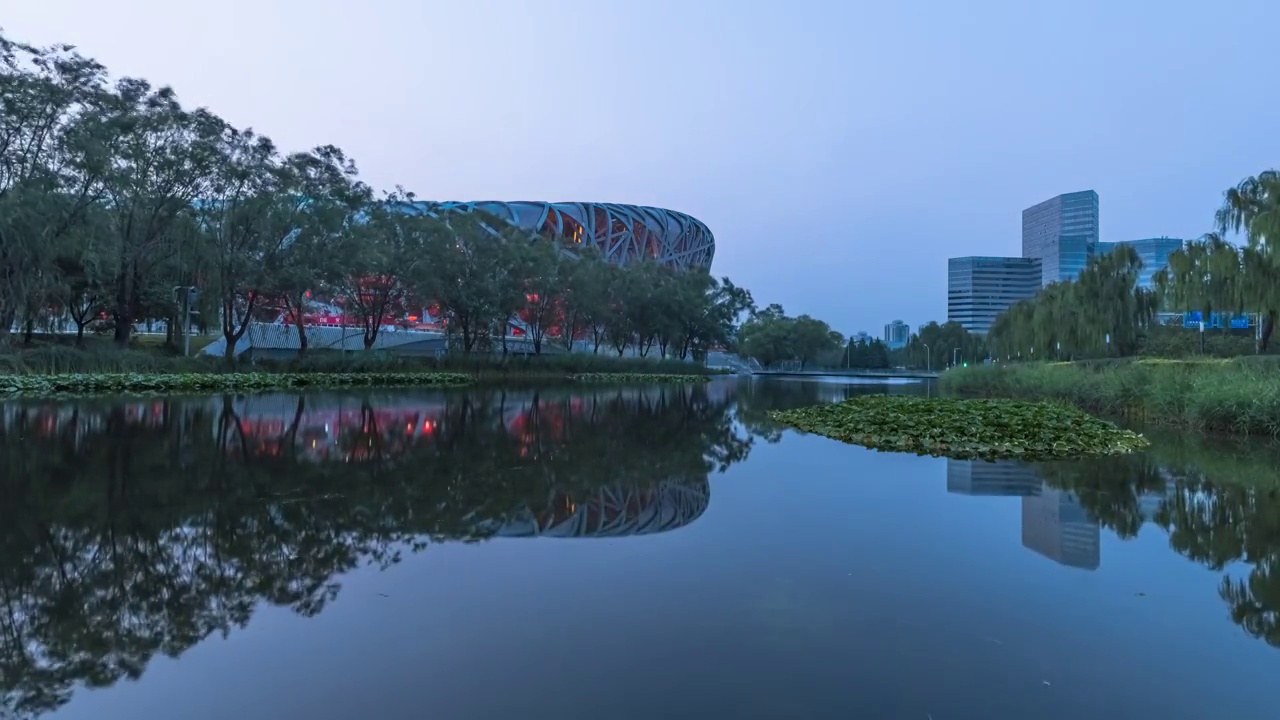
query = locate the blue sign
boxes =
[1182,311,1252,330]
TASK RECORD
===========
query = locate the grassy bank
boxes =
[0,342,720,378]
[940,358,1280,436]
[0,372,475,396]
[0,344,722,396]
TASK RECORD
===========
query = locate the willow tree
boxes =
[989,247,1154,359]
[1075,244,1157,356]
[1217,170,1280,350]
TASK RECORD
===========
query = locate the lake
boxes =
[2,376,1278,719]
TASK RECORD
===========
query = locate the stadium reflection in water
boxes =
[5,378,1280,720]
[0,382,747,718]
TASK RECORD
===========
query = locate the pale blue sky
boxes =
[6,0,1277,335]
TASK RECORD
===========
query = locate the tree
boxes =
[198,125,284,361]
[260,146,369,357]
[790,315,839,370]
[602,263,637,356]
[737,306,841,369]
[512,237,562,354]
[560,248,609,353]
[335,191,438,350]
[93,77,225,347]
[51,206,113,346]
[1160,171,1280,351]
[0,32,110,346]
[424,210,513,354]
[896,320,985,369]
[987,247,1154,361]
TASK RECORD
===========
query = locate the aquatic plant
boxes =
[0,372,473,396]
[769,395,1148,460]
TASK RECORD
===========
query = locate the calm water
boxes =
[2,376,1279,719]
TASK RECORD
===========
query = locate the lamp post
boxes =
[952,347,960,368]
[921,343,931,372]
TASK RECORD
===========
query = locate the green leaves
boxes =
[737,308,843,369]
[768,395,1149,460]
[0,371,472,397]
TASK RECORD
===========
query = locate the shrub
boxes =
[941,359,1280,436]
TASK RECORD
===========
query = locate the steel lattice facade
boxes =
[426,201,715,270]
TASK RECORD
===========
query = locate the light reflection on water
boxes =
[1,377,1279,720]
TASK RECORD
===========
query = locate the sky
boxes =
[4,0,1278,335]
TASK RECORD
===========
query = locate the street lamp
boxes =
[952,347,960,368]
[921,343,931,372]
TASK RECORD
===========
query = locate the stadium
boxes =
[422,201,715,270]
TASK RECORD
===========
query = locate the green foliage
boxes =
[892,321,985,370]
[942,358,1280,436]
[989,246,1158,360]
[737,305,843,369]
[1137,323,1265,359]
[0,27,758,369]
[0,371,473,396]
[569,373,712,384]
[844,338,891,369]
[769,395,1148,460]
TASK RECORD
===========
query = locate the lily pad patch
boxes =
[768,395,1149,460]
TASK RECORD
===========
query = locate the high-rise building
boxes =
[1022,190,1099,286]
[883,320,909,349]
[851,331,872,344]
[947,256,1042,334]
[1095,237,1183,289]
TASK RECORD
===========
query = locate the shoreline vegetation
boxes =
[769,395,1148,460]
[0,344,725,396]
[0,371,475,396]
[941,358,1280,436]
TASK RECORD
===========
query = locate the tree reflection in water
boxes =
[1031,430,1280,650]
[0,383,751,718]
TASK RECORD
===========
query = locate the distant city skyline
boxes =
[945,189,1186,334]
[4,0,1274,335]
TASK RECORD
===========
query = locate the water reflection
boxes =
[5,377,1280,718]
[948,440,1280,648]
[0,383,748,718]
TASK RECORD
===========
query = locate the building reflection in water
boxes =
[947,459,1101,570]
[1021,485,1101,570]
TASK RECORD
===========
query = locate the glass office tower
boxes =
[1095,237,1184,289]
[947,256,1042,334]
[1021,190,1099,286]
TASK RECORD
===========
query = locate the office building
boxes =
[1096,237,1183,289]
[851,331,872,344]
[883,320,910,349]
[947,256,1041,335]
[1022,190,1099,286]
